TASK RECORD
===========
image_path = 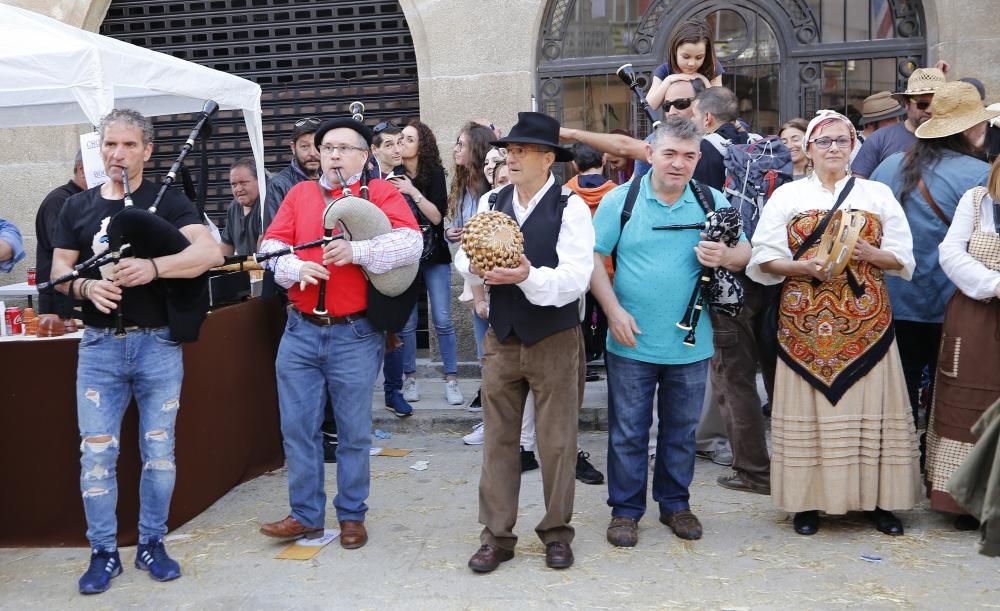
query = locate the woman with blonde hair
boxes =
[927,156,1000,530]
[748,110,919,537]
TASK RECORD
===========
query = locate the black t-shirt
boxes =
[397,164,451,265]
[53,180,201,329]
[35,180,83,296]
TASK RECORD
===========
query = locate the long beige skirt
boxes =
[771,340,921,514]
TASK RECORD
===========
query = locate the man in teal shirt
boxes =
[591,116,750,547]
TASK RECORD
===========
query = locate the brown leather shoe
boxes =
[468,544,514,573]
[544,542,574,569]
[659,509,703,540]
[606,516,639,547]
[260,515,323,539]
[339,520,368,549]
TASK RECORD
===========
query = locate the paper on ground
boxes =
[275,529,340,560]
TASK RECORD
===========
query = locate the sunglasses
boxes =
[294,117,321,128]
[373,121,398,134]
[663,97,694,112]
[913,100,932,111]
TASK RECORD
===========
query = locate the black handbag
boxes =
[759,177,855,369]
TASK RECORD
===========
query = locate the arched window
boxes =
[538,0,926,136]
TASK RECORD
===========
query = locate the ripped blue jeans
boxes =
[76,326,183,550]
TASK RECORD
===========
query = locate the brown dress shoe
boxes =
[260,516,323,539]
[339,520,368,549]
[606,516,639,547]
[545,542,574,569]
[468,544,514,573]
[659,509,703,540]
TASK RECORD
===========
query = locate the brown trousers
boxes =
[479,326,585,550]
[709,274,776,487]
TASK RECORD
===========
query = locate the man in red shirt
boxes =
[257,118,421,548]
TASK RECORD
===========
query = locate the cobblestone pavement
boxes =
[1,426,997,609]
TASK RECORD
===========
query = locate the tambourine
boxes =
[817,209,865,277]
[461,211,524,272]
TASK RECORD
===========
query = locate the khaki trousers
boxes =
[478,326,584,551]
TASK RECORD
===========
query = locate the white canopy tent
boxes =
[0,4,266,214]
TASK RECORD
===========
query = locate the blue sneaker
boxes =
[79,548,122,595]
[384,390,413,418]
[135,538,181,582]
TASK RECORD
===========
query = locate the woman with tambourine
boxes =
[747,110,919,538]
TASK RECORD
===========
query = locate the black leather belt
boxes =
[297,308,367,326]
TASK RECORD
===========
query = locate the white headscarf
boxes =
[802,109,858,155]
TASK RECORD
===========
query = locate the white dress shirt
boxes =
[939,187,1000,300]
[747,173,915,285]
[453,173,594,308]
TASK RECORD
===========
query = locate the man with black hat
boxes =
[262,116,322,229]
[257,118,421,549]
[455,111,594,572]
[852,67,946,178]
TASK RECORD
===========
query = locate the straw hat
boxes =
[891,67,947,101]
[914,81,1000,139]
[859,91,905,125]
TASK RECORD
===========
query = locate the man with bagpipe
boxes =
[591,116,750,548]
[49,109,224,594]
[256,117,422,549]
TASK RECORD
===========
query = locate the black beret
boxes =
[314,118,373,149]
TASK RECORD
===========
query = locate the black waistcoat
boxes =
[488,183,580,346]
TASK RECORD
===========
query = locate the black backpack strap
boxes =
[688,179,716,215]
[488,184,515,211]
[611,177,643,269]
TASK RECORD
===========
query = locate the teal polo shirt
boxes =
[593,174,739,365]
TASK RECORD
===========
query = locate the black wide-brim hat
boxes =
[490,112,574,162]
[314,117,374,148]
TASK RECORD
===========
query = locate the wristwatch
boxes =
[413,194,423,204]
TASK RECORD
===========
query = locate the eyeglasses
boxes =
[294,117,321,128]
[663,97,693,112]
[373,121,398,134]
[809,136,852,150]
[504,144,547,158]
[319,144,367,156]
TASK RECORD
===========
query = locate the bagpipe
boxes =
[39,101,220,342]
[616,64,661,130]
[653,181,744,347]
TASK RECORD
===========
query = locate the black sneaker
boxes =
[323,432,338,463]
[520,446,539,473]
[575,450,604,484]
[467,388,482,413]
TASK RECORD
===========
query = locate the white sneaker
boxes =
[445,380,464,405]
[402,377,420,402]
[463,421,485,445]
